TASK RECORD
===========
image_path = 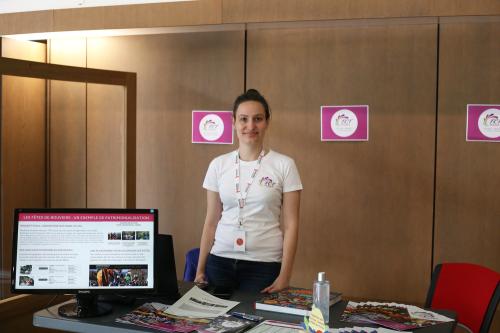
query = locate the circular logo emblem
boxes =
[236,238,244,246]
[331,109,358,137]
[199,114,224,141]
[477,108,500,139]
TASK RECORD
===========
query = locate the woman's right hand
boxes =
[194,272,208,285]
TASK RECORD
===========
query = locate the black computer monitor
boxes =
[11,208,158,318]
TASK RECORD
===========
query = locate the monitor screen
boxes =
[11,208,157,295]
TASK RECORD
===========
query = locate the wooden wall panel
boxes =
[247,23,437,303]
[223,0,500,23]
[53,0,222,32]
[0,11,53,36]
[1,76,46,298]
[87,84,125,208]
[86,31,244,276]
[49,38,86,67]
[435,20,500,278]
[435,1,500,16]
[1,38,46,299]
[223,0,433,23]
[49,81,86,208]
[1,38,46,62]
[48,39,131,209]
[48,39,87,208]
[435,18,500,333]
[1,0,499,36]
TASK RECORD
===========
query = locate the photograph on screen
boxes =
[107,232,122,240]
[20,264,32,274]
[136,231,150,240]
[122,231,136,240]
[89,265,149,287]
[19,275,34,286]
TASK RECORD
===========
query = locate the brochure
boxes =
[116,302,210,332]
[197,314,255,333]
[255,287,342,316]
[164,286,239,318]
[340,301,453,331]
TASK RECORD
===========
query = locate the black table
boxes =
[232,290,456,333]
[33,288,456,333]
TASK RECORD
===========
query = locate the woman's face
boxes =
[233,101,268,147]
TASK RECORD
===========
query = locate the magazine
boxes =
[165,286,240,318]
[197,314,255,333]
[116,302,210,332]
[340,301,453,331]
[255,287,342,316]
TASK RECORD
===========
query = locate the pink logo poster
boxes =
[192,111,233,144]
[321,105,369,141]
[466,104,500,142]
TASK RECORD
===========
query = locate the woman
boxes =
[195,89,302,293]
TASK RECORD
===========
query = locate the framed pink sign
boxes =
[192,111,233,144]
[321,105,369,141]
[466,104,500,142]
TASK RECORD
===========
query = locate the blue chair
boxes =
[183,248,200,281]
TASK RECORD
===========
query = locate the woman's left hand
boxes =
[261,275,289,293]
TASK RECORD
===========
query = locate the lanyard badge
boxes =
[233,229,246,252]
[233,150,265,252]
[234,149,265,212]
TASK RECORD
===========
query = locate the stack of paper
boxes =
[116,302,210,332]
[164,286,239,319]
[116,286,241,332]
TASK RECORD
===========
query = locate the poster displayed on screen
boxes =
[12,210,156,291]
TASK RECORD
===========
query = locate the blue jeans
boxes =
[206,254,281,292]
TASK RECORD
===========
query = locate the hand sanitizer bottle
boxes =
[313,272,330,324]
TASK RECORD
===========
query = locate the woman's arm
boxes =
[261,190,301,293]
[194,190,222,284]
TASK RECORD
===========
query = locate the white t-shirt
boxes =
[203,150,303,262]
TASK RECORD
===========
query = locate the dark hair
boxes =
[232,89,270,120]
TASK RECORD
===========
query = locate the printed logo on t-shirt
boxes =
[259,176,276,188]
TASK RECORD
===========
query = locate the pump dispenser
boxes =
[313,271,330,324]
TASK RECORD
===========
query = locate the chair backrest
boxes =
[183,247,200,281]
[425,263,500,333]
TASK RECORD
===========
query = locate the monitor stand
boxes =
[58,294,112,318]
[97,294,136,304]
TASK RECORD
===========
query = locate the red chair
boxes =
[425,263,500,333]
